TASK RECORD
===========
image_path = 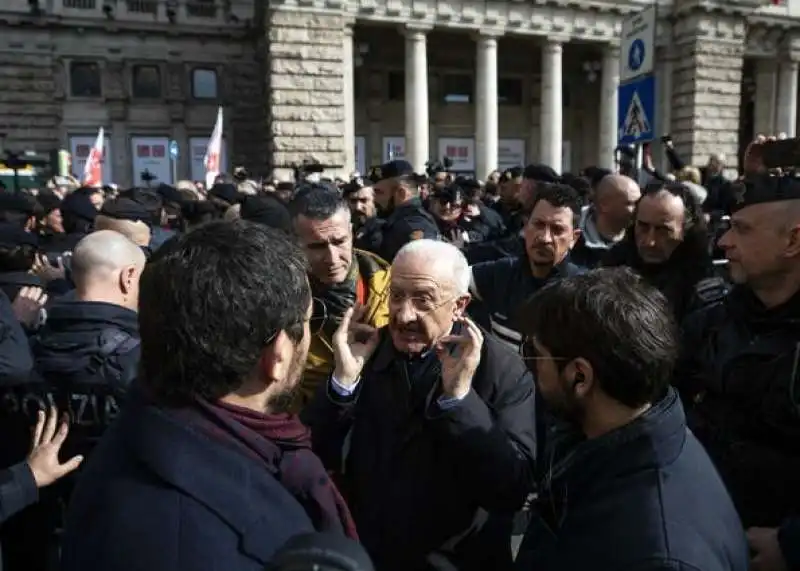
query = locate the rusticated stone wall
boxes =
[265,7,346,178]
[0,45,59,152]
[670,13,748,170]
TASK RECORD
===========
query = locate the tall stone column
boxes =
[754,59,778,136]
[776,60,798,137]
[404,25,430,173]
[598,44,619,171]
[475,33,499,179]
[656,50,674,172]
[343,25,356,175]
[540,40,563,172]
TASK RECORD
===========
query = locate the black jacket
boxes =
[602,237,727,323]
[303,326,536,571]
[779,517,800,571]
[464,235,524,265]
[676,287,800,528]
[31,300,140,459]
[61,389,316,571]
[469,255,584,349]
[376,199,440,262]
[516,388,748,571]
[0,289,32,385]
[0,462,37,525]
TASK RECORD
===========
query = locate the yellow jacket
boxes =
[293,249,391,411]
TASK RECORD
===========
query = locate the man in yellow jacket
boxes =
[289,183,390,411]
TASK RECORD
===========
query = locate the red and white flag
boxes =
[204,107,223,189]
[82,127,104,187]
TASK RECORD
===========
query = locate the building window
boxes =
[388,71,404,101]
[498,78,523,106]
[132,65,162,99]
[69,61,102,97]
[64,0,96,7]
[442,74,473,104]
[192,68,218,99]
[126,0,157,14]
[187,0,217,17]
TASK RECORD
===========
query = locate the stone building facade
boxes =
[0,0,798,184]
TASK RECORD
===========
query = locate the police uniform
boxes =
[676,173,800,530]
[470,256,584,350]
[367,160,440,262]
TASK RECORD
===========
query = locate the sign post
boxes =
[169,140,179,184]
[617,5,657,154]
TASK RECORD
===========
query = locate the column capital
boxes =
[402,23,433,37]
[602,42,620,59]
[473,30,504,42]
[542,38,567,54]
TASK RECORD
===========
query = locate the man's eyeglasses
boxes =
[520,337,569,366]
[387,288,456,314]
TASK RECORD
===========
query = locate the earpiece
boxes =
[572,371,585,389]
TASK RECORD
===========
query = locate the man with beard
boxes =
[571,174,640,268]
[515,268,748,571]
[60,220,357,571]
[602,181,727,322]
[304,239,536,571]
[676,172,800,571]
[469,183,583,350]
[288,184,390,411]
[367,159,440,262]
[342,176,384,253]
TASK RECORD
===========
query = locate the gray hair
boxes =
[394,239,470,295]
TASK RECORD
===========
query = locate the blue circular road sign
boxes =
[169,140,179,159]
[628,39,645,72]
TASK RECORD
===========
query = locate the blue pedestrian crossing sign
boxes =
[618,74,656,145]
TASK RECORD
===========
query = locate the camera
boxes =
[266,533,373,571]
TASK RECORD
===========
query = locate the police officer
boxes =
[367,160,440,262]
[30,230,145,459]
[343,174,384,255]
[676,173,800,538]
[0,230,144,571]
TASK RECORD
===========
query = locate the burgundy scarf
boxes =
[190,398,358,540]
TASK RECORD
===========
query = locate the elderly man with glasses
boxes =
[303,239,536,571]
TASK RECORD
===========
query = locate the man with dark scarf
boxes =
[59,220,357,571]
[602,181,726,323]
[287,183,390,412]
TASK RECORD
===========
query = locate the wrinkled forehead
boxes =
[391,256,451,292]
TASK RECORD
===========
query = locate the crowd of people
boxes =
[0,134,796,571]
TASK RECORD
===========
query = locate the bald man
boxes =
[571,173,641,268]
[31,230,145,455]
[94,215,151,248]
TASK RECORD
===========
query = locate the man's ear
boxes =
[119,265,136,295]
[784,223,800,258]
[453,293,471,319]
[570,228,582,249]
[260,330,293,383]
[566,357,594,398]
